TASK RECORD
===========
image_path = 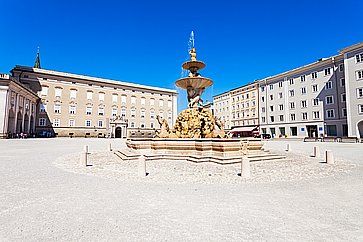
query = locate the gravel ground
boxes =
[0,138,362,241]
[54,149,356,184]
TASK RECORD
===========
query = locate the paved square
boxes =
[0,138,362,240]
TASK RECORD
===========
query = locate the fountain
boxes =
[122,32,265,164]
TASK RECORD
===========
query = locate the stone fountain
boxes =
[122,33,267,164]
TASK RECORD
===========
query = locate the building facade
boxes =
[213,82,259,134]
[341,43,363,138]
[0,74,39,138]
[259,56,347,138]
[8,65,177,138]
[213,42,363,139]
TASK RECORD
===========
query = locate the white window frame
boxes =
[290,102,295,109]
[359,105,363,114]
[112,94,117,103]
[70,89,77,99]
[85,120,92,127]
[339,64,344,72]
[86,91,93,100]
[98,120,103,127]
[39,118,46,126]
[53,118,60,127]
[41,86,48,96]
[54,104,61,114]
[312,84,318,92]
[301,87,307,94]
[324,68,331,76]
[69,119,75,127]
[342,108,347,117]
[313,111,320,119]
[340,78,345,87]
[69,105,76,115]
[341,93,346,103]
[313,98,319,106]
[325,81,333,89]
[311,72,318,79]
[356,53,363,63]
[302,112,308,120]
[357,88,363,98]
[98,107,104,116]
[290,114,296,121]
[55,88,62,97]
[326,109,335,118]
[356,70,363,80]
[99,93,105,102]
[326,96,334,105]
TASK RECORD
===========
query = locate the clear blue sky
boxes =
[1,0,362,109]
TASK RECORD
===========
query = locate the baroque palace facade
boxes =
[214,42,363,138]
[0,55,177,138]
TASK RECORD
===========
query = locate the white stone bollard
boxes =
[108,143,112,152]
[312,146,320,158]
[285,143,290,152]
[241,157,251,178]
[138,155,147,177]
[80,145,88,166]
[325,150,334,164]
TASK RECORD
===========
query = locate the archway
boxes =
[115,127,122,138]
[7,109,15,135]
[24,114,29,133]
[358,120,363,138]
[16,111,23,133]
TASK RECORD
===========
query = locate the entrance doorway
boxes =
[306,125,318,138]
[358,120,363,138]
[115,127,122,138]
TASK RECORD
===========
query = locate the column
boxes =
[13,94,19,134]
[27,99,32,133]
[21,96,26,133]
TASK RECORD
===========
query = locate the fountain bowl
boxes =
[175,76,213,89]
[182,60,206,70]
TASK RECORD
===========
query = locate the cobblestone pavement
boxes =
[0,138,362,241]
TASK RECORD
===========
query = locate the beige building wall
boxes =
[213,82,259,130]
[0,74,38,138]
[11,66,177,138]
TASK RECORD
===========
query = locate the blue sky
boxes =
[1,0,362,109]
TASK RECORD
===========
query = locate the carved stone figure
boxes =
[155,115,170,138]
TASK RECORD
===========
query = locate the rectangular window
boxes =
[159,99,164,107]
[70,89,77,99]
[40,103,47,113]
[261,86,265,92]
[54,104,61,114]
[324,68,331,76]
[356,53,363,63]
[342,108,347,117]
[131,109,136,118]
[313,98,319,106]
[98,107,104,116]
[270,106,274,112]
[301,100,307,108]
[98,120,103,127]
[326,96,334,104]
[341,93,346,102]
[39,118,46,126]
[289,78,294,85]
[326,109,335,118]
[261,107,265,113]
[356,70,363,80]
[359,105,363,114]
[290,114,296,121]
[339,64,344,72]
[55,88,62,97]
[301,87,307,94]
[41,86,48,96]
[121,95,127,104]
[86,107,92,115]
[69,119,75,127]
[168,100,172,108]
[100,93,105,101]
[112,94,117,103]
[121,108,126,117]
[112,108,117,117]
[261,96,265,102]
[85,120,91,127]
[131,96,136,104]
[279,104,283,110]
[270,116,274,122]
[340,78,345,87]
[300,75,305,82]
[313,111,320,119]
[279,115,284,121]
[311,72,318,79]
[325,81,333,89]
[270,95,273,100]
[312,84,318,92]
[302,112,308,120]
[87,91,93,100]
[141,97,146,105]
[53,118,60,127]
[69,105,76,114]
[278,92,283,98]
[279,81,283,87]
[269,84,274,90]
[357,88,363,98]
[261,117,266,123]
[289,90,295,97]
[140,109,146,119]
[290,102,295,109]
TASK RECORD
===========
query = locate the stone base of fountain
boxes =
[120,138,270,164]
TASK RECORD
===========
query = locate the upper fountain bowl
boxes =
[175,76,213,89]
[182,60,206,71]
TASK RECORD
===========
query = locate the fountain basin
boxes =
[182,60,206,70]
[175,77,213,89]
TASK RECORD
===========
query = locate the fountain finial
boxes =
[189,47,197,61]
